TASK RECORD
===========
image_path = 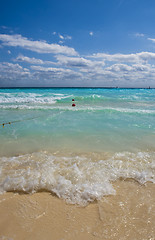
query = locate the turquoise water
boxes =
[0,88,154,204]
[0,88,155,154]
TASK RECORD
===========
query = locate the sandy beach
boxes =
[0,180,154,240]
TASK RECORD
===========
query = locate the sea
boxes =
[0,88,154,205]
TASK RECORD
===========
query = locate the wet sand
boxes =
[0,180,154,240]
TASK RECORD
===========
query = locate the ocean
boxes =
[0,88,154,205]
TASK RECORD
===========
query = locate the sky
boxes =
[0,0,155,87]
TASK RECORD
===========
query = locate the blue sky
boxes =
[0,0,155,87]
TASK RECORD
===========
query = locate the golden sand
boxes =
[0,180,154,240]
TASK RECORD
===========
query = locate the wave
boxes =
[0,151,154,205]
[1,92,154,104]
[0,93,71,104]
[0,104,155,115]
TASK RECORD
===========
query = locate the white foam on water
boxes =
[0,92,71,104]
[0,104,155,115]
[0,151,154,205]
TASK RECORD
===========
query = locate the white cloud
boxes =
[0,59,155,87]
[148,38,155,43]
[89,32,94,36]
[0,34,77,56]
[31,65,81,78]
[55,55,105,68]
[1,37,155,87]
[56,55,93,67]
[15,54,56,65]
[0,62,82,86]
[52,32,72,41]
[53,32,72,41]
[0,62,30,85]
[90,51,155,63]
[132,63,151,72]
[105,63,133,72]
[134,33,145,37]
[31,65,83,85]
[0,62,29,73]
[30,65,83,79]
[16,55,44,64]
[58,33,72,40]
[66,35,72,40]
[31,65,71,72]
[104,63,152,76]
[78,62,155,87]
[59,34,64,40]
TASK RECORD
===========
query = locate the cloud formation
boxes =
[134,33,145,37]
[31,65,83,86]
[0,33,155,87]
[0,62,30,86]
[15,54,55,65]
[148,38,155,43]
[90,51,155,63]
[58,33,72,44]
[58,33,72,40]
[0,58,155,87]
[0,34,77,55]
[55,55,105,68]
[16,55,44,64]
[0,62,29,76]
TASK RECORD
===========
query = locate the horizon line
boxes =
[0,87,154,89]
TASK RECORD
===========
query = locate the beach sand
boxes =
[0,180,154,240]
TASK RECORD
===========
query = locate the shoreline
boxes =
[0,180,154,240]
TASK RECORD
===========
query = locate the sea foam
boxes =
[0,151,154,205]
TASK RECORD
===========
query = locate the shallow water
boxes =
[0,88,154,204]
